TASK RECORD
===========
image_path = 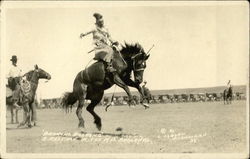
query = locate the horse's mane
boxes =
[24,70,34,81]
[120,42,145,59]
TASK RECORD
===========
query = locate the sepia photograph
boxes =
[0,1,249,159]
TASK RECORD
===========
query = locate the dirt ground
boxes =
[6,101,247,153]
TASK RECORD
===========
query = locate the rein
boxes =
[131,52,146,72]
[133,60,146,72]
[22,71,38,93]
[117,50,127,66]
[25,71,38,85]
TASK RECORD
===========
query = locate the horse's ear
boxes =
[34,64,39,69]
[125,42,129,48]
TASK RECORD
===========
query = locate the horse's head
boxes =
[121,43,150,84]
[132,51,150,84]
[34,65,51,80]
[25,65,51,83]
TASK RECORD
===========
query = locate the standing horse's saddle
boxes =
[6,78,32,101]
[20,78,31,97]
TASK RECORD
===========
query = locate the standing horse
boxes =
[6,65,51,127]
[223,86,233,104]
[62,43,150,131]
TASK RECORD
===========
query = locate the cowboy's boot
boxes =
[13,101,22,109]
[106,62,116,73]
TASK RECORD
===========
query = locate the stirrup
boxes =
[13,102,22,109]
[107,65,116,72]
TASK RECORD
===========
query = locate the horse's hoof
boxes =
[79,127,86,133]
[128,99,136,106]
[142,103,150,109]
[28,124,32,128]
[17,124,23,128]
[96,125,102,131]
[94,121,102,131]
[78,122,85,129]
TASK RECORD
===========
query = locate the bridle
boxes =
[25,69,50,84]
[131,50,146,72]
[133,60,146,72]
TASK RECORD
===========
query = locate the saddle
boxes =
[93,44,119,62]
[6,77,32,103]
[20,78,31,97]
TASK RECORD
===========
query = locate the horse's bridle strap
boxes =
[134,68,146,72]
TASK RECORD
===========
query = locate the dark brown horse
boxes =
[223,86,233,104]
[62,43,150,131]
[6,65,51,128]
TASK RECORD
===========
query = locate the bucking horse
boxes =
[61,43,151,131]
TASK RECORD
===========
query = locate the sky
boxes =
[2,1,249,99]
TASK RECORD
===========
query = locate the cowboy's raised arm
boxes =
[80,30,94,39]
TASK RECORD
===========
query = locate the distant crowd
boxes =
[37,91,246,109]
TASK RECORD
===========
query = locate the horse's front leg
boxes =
[113,74,135,106]
[123,78,149,109]
[18,106,27,128]
[30,102,37,126]
[17,103,31,128]
[25,103,32,128]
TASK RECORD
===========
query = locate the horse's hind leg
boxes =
[10,107,14,124]
[86,100,102,131]
[86,91,104,131]
[76,98,85,129]
[15,109,19,123]
[18,106,27,128]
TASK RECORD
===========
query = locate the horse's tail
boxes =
[61,72,87,112]
[61,91,78,113]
